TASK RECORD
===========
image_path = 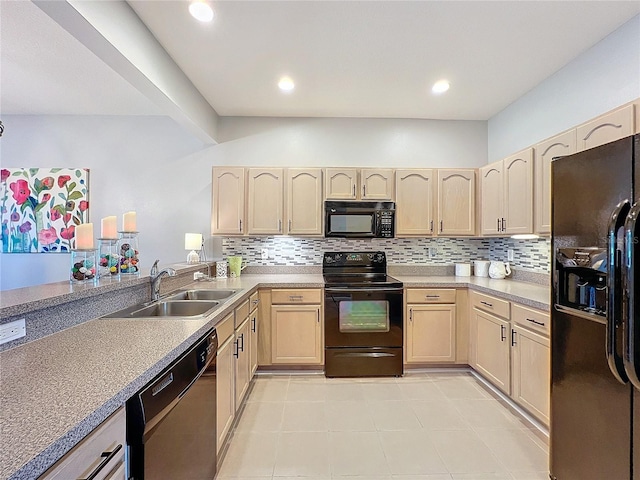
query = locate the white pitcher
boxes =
[488,261,511,279]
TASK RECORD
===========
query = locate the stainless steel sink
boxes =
[103,300,219,318]
[165,289,237,301]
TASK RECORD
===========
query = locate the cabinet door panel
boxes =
[511,325,550,425]
[235,318,251,407]
[479,162,503,235]
[250,308,259,378]
[325,168,357,199]
[395,169,434,236]
[576,104,634,151]
[437,169,476,236]
[216,336,235,453]
[406,304,456,363]
[534,130,576,234]
[271,305,322,364]
[503,148,533,235]
[247,168,284,234]
[211,167,245,235]
[361,168,394,200]
[287,168,323,235]
[474,309,510,394]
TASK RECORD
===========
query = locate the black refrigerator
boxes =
[551,134,640,480]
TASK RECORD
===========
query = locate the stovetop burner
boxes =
[322,252,402,288]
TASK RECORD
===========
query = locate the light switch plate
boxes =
[507,249,515,261]
[261,249,269,260]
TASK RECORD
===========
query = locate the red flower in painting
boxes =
[79,200,89,212]
[1,169,9,182]
[41,177,54,190]
[9,179,30,205]
[63,213,72,224]
[50,209,61,221]
[38,227,57,245]
[42,193,51,203]
[60,226,75,240]
[57,175,71,188]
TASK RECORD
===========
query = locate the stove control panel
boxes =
[323,252,386,266]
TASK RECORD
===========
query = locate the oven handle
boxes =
[325,286,403,293]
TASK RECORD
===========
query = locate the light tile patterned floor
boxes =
[217,372,548,480]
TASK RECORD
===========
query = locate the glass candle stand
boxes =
[98,238,120,278]
[70,249,97,284]
[118,232,140,276]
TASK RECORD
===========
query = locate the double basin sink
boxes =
[103,289,237,319]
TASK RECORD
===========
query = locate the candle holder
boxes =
[118,232,140,276]
[70,249,97,284]
[98,238,120,278]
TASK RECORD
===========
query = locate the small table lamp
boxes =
[185,233,203,264]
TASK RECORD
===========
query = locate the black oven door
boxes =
[324,286,403,348]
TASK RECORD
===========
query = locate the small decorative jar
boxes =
[118,232,140,276]
[70,249,97,284]
[97,238,120,278]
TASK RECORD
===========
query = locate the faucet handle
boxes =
[151,259,159,276]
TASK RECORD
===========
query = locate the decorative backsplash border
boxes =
[222,236,551,273]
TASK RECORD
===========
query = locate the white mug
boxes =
[216,261,228,278]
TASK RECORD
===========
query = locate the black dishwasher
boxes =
[127,328,217,480]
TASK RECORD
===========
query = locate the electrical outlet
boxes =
[428,246,437,258]
[507,249,515,261]
[0,318,26,345]
[261,248,269,260]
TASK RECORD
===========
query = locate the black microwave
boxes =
[324,201,395,238]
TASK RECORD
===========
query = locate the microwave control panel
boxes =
[377,210,394,237]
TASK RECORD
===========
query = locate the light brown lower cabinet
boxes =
[250,301,259,378]
[234,316,251,407]
[271,304,323,364]
[38,408,125,480]
[216,323,235,454]
[405,304,456,363]
[473,307,511,395]
[511,324,550,425]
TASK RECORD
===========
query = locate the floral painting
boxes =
[0,168,90,253]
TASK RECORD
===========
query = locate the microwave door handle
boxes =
[624,201,640,388]
[607,199,631,384]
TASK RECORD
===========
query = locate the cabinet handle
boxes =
[501,218,506,231]
[500,324,506,341]
[252,299,260,306]
[497,218,500,232]
[289,295,303,301]
[78,444,123,480]
[527,318,546,327]
[317,310,320,323]
[511,329,517,346]
[439,220,443,232]
[278,219,282,232]
[239,219,242,232]
[480,301,493,308]
[251,316,256,332]
[426,295,440,298]
[289,219,292,231]
[409,308,413,321]
[233,339,239,358]
[353,184,356,197]
[363,185,366,197]
[239,333,245,352]
[430,220,434,233]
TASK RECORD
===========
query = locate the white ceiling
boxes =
[1,1,640,121]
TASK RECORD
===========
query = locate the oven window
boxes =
[339,300,390,332]
[330,214,374,233]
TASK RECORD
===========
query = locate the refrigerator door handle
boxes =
[607,199,631,384]
[624,201,640,388]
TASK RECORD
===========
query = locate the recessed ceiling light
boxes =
[432,80,450,95]
[189,1,214,22]
[278,77,295,92]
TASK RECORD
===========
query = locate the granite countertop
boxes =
[0,273,548,480]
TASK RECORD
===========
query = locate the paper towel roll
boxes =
[455,263,471,276]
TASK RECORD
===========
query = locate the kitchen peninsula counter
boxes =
[0,273,548,480]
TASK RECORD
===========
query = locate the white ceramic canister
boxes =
[216,260,228,278]
[474,260,490,277]
[455,263,471,276]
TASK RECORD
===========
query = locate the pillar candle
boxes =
[101,216,117,239]
[75,223,94,249]
[123,211,137,232]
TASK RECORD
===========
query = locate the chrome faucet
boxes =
[150,259,177,301]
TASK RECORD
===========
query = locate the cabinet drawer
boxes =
[471,291,510,319]
[39,408,125,480]
[271,288,322,304]
[406,288,456,304]
[250,291,260,312]
[512,303,550,336]
[235,299,250,326]
[216,312,235,345]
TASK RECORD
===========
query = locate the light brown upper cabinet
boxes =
[286,168,323,235]
[212,167,245,235]
[324,168,394,200]
[395,169,435,236]
[534,130,576,235]
[479,149,533,236]
[576,103,635,152]
[247,168,284,235]
[436,169,476,236]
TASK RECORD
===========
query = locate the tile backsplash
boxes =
[222,236,551,273]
